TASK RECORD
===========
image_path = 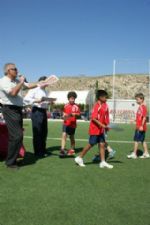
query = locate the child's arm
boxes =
[62,112,72,120]
[70,112,80,117]
[63,112,80,120]
[92,118,107,128]
[139,105,147,131]
[139,116,146,131]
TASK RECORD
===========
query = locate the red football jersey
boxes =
[136,104,147,131]
[63,103,80,128]
[89,101,109,135]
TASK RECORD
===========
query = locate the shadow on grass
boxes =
[107,160,123,164]
[0,151,37,167]
[46,146,83,156]
[46,146,75,159]
[46,146,60,156]
[85,160,123,165]
[18,152,37,167]
[128,149,143,157]
[137,149,143,156]
[74,147,83,153]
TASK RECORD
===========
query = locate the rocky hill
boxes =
[48,74,149,99]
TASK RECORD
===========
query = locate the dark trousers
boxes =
[31,107,48,156]
[2,105,23,166]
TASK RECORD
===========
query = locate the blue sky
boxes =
[0,0,150,81]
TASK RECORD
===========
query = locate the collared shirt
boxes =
[0,76,23,106]
[89,101,109,135]
[24,87,48,109]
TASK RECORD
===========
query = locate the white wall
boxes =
[48,90,92,104]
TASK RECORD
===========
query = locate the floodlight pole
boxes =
[148,59,150,123]
[112,59,116,122]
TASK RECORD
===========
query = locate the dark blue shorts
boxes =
[63,125,76,135]
[134,130,145,142]
[89,134,105,146]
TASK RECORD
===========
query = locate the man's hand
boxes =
[18,75,25,84]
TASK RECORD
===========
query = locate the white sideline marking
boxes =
[24,136,150,144]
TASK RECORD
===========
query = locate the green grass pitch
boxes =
[0,120,150,225]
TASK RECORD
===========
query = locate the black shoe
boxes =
[44,152,52,157]
[59,150,67,158]
[7,165,20,170]
[17,160,25,167]
[34,153,45,159]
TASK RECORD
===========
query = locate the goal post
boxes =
[111,59,150,123]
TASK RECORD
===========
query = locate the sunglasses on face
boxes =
[9,68,18,71]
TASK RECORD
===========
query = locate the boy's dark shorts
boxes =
[89,134,105,146]
[63,125,76,135]
[134,130,145,142]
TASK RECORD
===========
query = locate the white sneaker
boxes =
[75,156,85,167]
[127,152,137,159]
[99,161,113,169]
[139,153,150,159]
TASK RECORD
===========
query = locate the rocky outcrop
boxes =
[48,74,149,99]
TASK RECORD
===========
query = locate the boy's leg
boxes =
[99,142,105,162]
[59,132,68,157]
[140,141,150,158]
[70,134,75,150]
[133,141,138,154]
[141,132,150,157]
[61,132,67,150]
[75,143,92,167]
[127,130,139,159]
[67,127,76,155]
[127,141,138,159]
[98,135,113,169]
[67,134,76,156]
[107,145,116,159]
[142,141,149,154]
[80,144,92,158]
[107,145,112,153]
[75,135,99,167]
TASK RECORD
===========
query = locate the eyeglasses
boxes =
[9,68,17,71]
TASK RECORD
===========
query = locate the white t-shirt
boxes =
[0,76,23,106]
[24,87,48,109]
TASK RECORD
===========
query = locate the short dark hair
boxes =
[96,89,108,99]
[67,91,77,99]
[135,93,144,100]
[38,76,47,82]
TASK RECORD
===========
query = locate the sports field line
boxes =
[24,136,150,144]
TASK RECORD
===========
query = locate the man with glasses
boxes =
[0,63,40,169]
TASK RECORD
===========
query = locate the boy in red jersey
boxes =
[60,91,80,157]
[127,93,150,159]
[75,90,113,168]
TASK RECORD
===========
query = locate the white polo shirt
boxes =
[0,76,23,107]
[24,87,48,109]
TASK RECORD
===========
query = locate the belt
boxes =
[32,106,47,112]
[2,105,23,110]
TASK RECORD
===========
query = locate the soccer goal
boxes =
[110,59,150,123]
